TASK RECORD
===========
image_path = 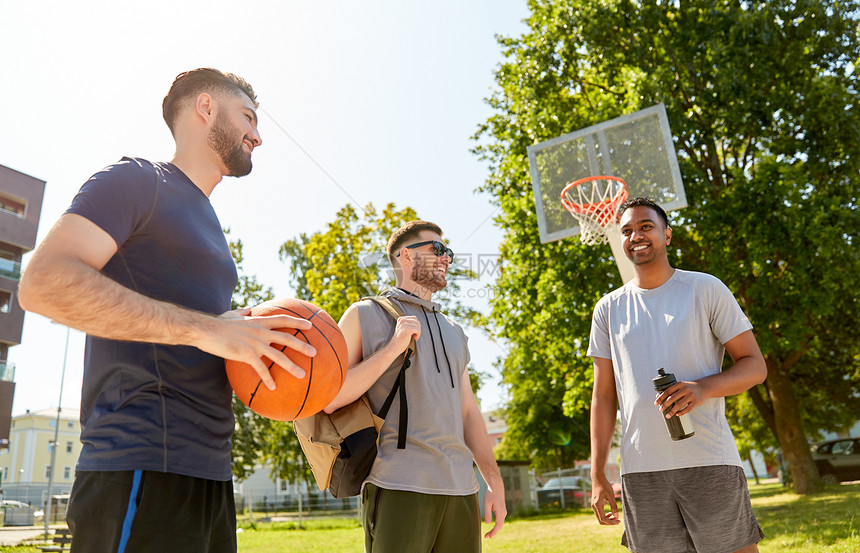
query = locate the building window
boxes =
[63,466,71,480]
[2,466,7,481]
[280,480,288,492]
[66,442,73,453]
[0,193,26,217]
[45,465,52,479]
[67,421,74,428]
[0,291,10,314]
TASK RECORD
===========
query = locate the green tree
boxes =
[474,0,860,493]
[279,202,480,324]
[279,203,418,319]
[227,231,311,485]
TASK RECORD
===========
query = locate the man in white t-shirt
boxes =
[588,197,767,553]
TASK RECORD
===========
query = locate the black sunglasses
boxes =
[396,240,454,261]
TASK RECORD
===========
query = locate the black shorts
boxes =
[67,470,236,553]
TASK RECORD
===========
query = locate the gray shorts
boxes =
[621,465,764,553]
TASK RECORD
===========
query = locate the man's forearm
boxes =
[324,342,406,413]
[461,378,504,490]
[20,256,215,345]
[590,396,617,479]
[697,356,767,398]
[465,413,503,488]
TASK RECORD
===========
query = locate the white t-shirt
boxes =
[587,269,752,475]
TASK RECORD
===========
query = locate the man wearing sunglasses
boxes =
[325,220,506,553]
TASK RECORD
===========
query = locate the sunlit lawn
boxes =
[2,482,857,552]
[233,482,859,553]
[749,482,859,552]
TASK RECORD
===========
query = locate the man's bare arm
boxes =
[656,330,767,418]
[461,371,506,538]
[18,214,315,388]
[323,304,420,413]
[590,356,621,525]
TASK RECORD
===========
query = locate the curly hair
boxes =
[618,197,670,228]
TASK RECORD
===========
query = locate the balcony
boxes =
[0,361,15,382]
[0,257,21,280]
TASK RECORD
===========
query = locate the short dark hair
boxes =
[387,220,443,266]
[162,68,258,135]
[618,197,670,228]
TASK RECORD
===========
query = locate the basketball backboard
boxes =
[526,103,687,284]
[527,103,686,244]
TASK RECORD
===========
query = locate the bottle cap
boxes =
[652,368,676,388]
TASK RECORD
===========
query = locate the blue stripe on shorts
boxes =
[117,470,143,553]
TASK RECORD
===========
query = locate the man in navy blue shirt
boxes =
[19,68,314,553]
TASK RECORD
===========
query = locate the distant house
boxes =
[0,408,80,506]
[482,410,507,448]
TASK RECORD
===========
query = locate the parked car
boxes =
[812,437,860,485]
[0,500,37,526]
[536,476,622,508]
[537,476,588,508]
[0,500,30,509]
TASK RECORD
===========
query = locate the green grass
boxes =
[750,482,859,552]
[480,511,624,552]
[3,482,857,552]
[236,519,364,553]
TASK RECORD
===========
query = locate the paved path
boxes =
[0,525,51,546]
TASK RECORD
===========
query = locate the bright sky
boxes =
[0,1,531,417]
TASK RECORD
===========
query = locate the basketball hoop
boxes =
[560,176,629,246]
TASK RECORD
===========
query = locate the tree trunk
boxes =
[748,385,777,437]
[747,452,760,485]
[764,358,821,494]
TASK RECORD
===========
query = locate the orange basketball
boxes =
[226,298,347,421]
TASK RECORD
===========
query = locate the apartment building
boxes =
[0,163,46,449]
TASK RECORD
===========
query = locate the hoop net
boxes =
[560,176,629,246]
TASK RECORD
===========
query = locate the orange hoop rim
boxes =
[560,175,629,220]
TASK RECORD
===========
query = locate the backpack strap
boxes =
[363,296,416,355]
[377,355,409,449]
[363,295,415,450]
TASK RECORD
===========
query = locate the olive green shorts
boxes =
[361,483,480,553]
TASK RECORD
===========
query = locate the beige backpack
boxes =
[294,296,415,498]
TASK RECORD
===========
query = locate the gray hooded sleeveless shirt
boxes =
[357,288,478,495]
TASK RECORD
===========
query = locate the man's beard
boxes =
[208,113,252,177]
[626,241,665,265]
[411,262,447,293]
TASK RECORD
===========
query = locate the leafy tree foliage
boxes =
[475,0,860,492]
[279,203,418,320]
[227,231,311,484]
[280,203,479,324]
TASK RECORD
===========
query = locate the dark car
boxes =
[536,476,622,508]
[811,437,860,485]
[537,476,588,508]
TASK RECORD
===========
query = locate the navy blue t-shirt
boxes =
[66,157,238,480]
